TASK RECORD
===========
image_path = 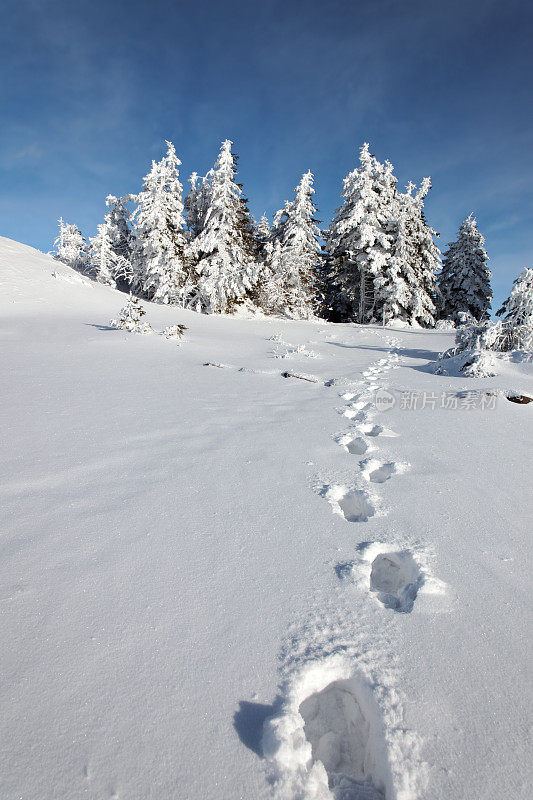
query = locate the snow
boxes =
[0,236,531,800]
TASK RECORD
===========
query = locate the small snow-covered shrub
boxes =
[433,317,500,377]
[434,275,533,377]
[272,343,319,359]
[432,349,498,378]
[435,319,455,331]
[163,324,188,339]
[447,317,496,356]
[111,295,152,333]
[267,332,286,344]
[461,350,498,377]
[384,318,421,329]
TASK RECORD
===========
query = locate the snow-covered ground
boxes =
[0,236,531,800]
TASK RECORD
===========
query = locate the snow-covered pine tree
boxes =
[400,179,439,326]
[104,195,134,290]
[255,239,285,314]
[265,171,321,318]
[184,171,213,240]
[89,195,133,288]
[324,144,397,323]
[254,214,272,264]
[190,140,258,314]
[110,295,152,333]
[89,223,116,286]
[373,207,414,325]
[438,215,492,322]
[184,172,201,238]
[495,267,533,350]
[53,218,89,274]
[235,173,260,265]
[256,214,271,244]
[131,141,191,305]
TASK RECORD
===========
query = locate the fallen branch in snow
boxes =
[281,371,318,383]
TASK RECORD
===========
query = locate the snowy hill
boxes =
[0,236,531,800]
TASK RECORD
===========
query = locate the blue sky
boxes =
[1,0,531,308]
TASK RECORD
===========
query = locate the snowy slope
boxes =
[0,236,531,800]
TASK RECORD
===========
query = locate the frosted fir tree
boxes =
[325,144,397,323]
[104,195,134,289]
[184,171,213,240]
[256,239,285,314]
[256,214,271,244]
[89,223,116,286]
[401,180,439,326]
[435,269,532,377]
[110,295,152,333]
[190,140,258,314]
[438,215,492,322]
[131,141,191,305]
[237,197,260,264]
[372,178,439,327]
[495,267,533,350]
[163,323,188,339]
[373,210,414,324]
[53,218,89,274]
[88,195,133,288]
[266,171,321,318]
[253,213,272,272]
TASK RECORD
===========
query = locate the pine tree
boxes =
[184,171,212,240]
[266,171,321,318]
[253,213,271,269]
[325,144,397,323]
[131,141,191,305]
[438,215,492,322]
[495,267,533,350]
[89,223,116,286]
[89,195,133,288]
[324,149,439,326]
[256,239,285,314]
[53,218,89,274]
[235,165,260,265]
[190,140,258,314]
[374,209,414,324]
[398,179,439,326]
[110,295,152,333]
[256,214,271,244]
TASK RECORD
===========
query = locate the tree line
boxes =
[53,139,495,325]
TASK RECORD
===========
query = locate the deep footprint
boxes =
[370,551,421,612]
[300,680,384,800]
[358,424,398,438]
[337,489,375,522]
[345,437,369,456]
[362,460,397,484]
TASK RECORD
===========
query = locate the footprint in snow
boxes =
[324,485,376,523]
[361,459,406,484]
[344,397,372,413]
[299,679,385,799]
[343,435,370,456]
[370,551,422,613]
[357,423,398,438]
